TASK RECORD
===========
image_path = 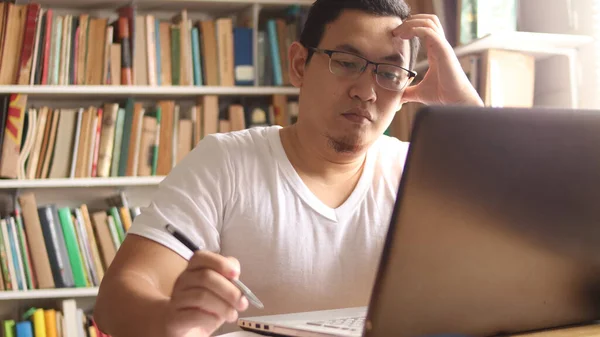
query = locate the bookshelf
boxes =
[0,0,311,335]
[0,85,300,98]
[414,31,594,73]
[0,287,98,301]
[391,0,596,141]
[413,31,594,112]
[0,177,164,189]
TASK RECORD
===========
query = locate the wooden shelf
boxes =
[0,85,300,98]
[0,287,98,300]
[0,177,165,189]
[414,31,595,73]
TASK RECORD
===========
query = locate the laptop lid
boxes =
[364,106,600,337]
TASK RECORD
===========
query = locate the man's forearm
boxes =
[94,272,171,337]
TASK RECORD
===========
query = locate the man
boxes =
[94,0,483,336]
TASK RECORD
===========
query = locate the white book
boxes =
[0,220,17,291]
[69,108,84,178]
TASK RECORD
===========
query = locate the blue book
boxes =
[6,218,23,290]
[191,27,203,86]
[233,27,254,86]
[155,18,162,86]
[266,20,283,86]
[15,321,33,337]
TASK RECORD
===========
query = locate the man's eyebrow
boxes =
[334,43,406,65]
[335,44,363,55]
[382,53,405,64]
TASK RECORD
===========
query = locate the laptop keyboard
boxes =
[306,316,365,332]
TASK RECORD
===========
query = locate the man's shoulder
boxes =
[176,126,279,173]
[197,126,278,156]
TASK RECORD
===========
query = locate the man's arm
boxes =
[94,234,186,337]
[94,234,248,337]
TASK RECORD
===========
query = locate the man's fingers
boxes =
[406,14,444,33]
[393,16,444,38]
[395,26,452,56]
[188,251,240,279]
[173,286,240,323]
[177,268,247,311]
[401,84,423,104]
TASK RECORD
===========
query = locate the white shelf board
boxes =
[414,31,595,73]
[0,287,98,300]
[20,0,314,10]
[0,85,300,98]
[0,177,165,189]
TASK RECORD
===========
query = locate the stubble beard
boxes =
[326,132,366,154]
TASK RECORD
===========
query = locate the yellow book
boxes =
[119,206,132,232]
[88,326,97,337]
[32,308,47,337]
[44,309,57,337]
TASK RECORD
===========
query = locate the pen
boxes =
[165,224,264,310]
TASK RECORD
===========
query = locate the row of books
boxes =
[0,191,137,291]
[0,2,307,87]
[0,94,299,180]
[2,300,107,337]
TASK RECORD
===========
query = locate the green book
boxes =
[3,320,14,337]
[109,207,126,244]
[118,98,135,177]
[51,17,63,85]
[57,208,87,288]
[171,26,181,85]
[152,107,162,176]
[15,214,34,290]
[110,108,125,177]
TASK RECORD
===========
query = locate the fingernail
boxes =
[230,264,240,278]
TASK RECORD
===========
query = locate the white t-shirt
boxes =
[127,126,410,335]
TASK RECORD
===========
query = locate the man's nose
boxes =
[348,65,377,102]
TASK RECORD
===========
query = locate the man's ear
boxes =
[289,42,308,88]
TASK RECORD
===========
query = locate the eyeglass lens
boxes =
[328,52,411,91]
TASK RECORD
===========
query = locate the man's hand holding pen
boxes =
[164,250,249,337]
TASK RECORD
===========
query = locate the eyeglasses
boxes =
[308,47,417,92]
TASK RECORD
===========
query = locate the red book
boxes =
[40,9,52,85]
[16,3,40,84]
[91,108,103,177]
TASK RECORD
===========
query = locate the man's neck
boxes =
[280,124,368,183]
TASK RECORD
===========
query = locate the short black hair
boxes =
[299,0,419,70]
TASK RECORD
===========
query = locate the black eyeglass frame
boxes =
[307,47,418,90]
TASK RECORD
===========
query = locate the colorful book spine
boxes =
[0,94,27,178]
[155,18,161,86]
[266,20,283,86]
[57,208,86,288]
[118,17,132,85]
[191,27,202,86]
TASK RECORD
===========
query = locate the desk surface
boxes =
[513,324,600,337]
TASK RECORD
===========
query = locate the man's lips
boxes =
[342,108,374,122]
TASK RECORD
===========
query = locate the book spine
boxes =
[118,17,132,85]
[0,94,27,179]
[17,4,41,84]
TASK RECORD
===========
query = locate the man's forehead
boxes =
[324,9,404,33]
[320,10,410,61]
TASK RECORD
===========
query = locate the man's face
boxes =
[297,9,411,154]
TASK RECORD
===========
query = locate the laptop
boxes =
[238,105,600,337]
